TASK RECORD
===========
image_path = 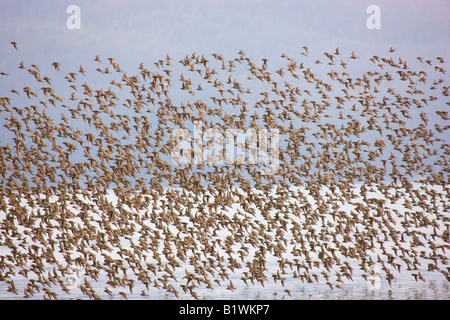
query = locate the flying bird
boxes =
[52,62,60,71]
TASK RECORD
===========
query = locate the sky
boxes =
[0,0,449,184]
[0,0,449,71]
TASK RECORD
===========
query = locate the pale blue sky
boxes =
[1,0,449,70]
[0,0,449,181]
[1,0,448,108]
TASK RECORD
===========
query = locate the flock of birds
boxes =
[0,41,449,299]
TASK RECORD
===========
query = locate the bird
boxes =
[301,46,308,56]
[52,62,60,71]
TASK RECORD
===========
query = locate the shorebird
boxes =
[52,62,60,71]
